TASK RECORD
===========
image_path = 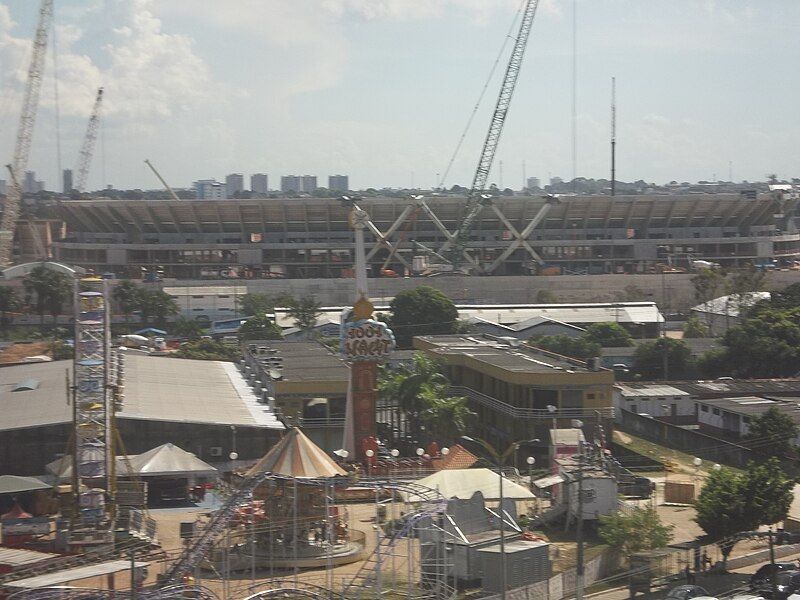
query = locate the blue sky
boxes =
[0,0,798,191]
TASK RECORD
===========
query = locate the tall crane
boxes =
[442,0,540,272]
[0,0,55,267]
[73,87,104,193]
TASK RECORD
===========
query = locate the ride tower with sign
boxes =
[340,204,395,461]
[68,277,116,547]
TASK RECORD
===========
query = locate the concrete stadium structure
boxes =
[53,193,799,279]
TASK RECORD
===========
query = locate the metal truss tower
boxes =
[70,277,116,547]
[74,88,104,193]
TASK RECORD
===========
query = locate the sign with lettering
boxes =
[341,319,395,361]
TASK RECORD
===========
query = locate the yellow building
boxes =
[413,335,614,449]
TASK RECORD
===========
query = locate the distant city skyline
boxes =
[1,2,799,192]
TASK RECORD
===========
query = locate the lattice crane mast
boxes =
[444,0,540,272]
[73,87,104,193]
[0,0,54,267]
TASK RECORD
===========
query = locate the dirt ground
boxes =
[0,341,51,363]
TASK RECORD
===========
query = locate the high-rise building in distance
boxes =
[526,177,540,189]
[194,179,225,200]
[281,175,317,193]
[63,169,74,193]
[251,173,268,194]
[328,175,349,192]
[225,173,244,198]
[23,171,44,194]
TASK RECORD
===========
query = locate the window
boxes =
[586,393,596,400]
[701,405,709,413]
[712,408,720,416]
[743,416,751,424]
[630,404,637,413]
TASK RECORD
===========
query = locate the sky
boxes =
[0,0,799,192]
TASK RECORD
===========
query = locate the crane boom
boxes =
[144,159,181,202]
[0,0,54,266]
[445,0,540,271]
[74,87,104,193]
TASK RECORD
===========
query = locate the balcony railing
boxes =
[448,385,614,420]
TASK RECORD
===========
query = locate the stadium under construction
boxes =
[50,192,800,280]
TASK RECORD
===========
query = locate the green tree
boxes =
[535,289,559,304]
[0,286,21,336]
[45,273,73,326]
[388,286,458,348]
[584,322,633,347]
[743,407,799,459]
[49,340,74,360]
[23,266,68,329]
[682,316,709,338]
[598,507,673,559]
[137,289,179,326]
[694,459,794,567]
[720,307,800,377]
[172,338,240,361]
[238,314,283,341]
[112,280,141,324]
[530,334,601,360]
[287,296,322,333]
[172,317,205,340]
[770,282,800,309]
[419,395,476,444]
[692,268,725,325]
[239,292,290,317]
[632,338,694,380]
[727,265,767,304]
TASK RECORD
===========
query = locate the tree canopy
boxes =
[598,507,673,557]
[0,286,21,335]
[172,317,205,341]
[172,339,240,361]
[238,314,283,341]
[694,459,794,566]
[388,286,458,348]
[743,406,799,459]
[22,266,72,328]
[137,289,179,326]
[632,338,694,380]
[239,292,293,317]
[287,296,322,332]
[530,334,601,360]
[682,316,709,338]
[584,322,634,347]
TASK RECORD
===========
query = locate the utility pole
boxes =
[610,77,616,197]
[576,440,585,600]
[130,548,137,600]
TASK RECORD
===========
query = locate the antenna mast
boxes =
[611,77,616,197]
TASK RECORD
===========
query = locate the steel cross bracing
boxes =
[0,0,54,266]
[446,0,541,271]
[162,473,451,600]
[74,88,105,193]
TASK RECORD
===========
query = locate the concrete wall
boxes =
[618,409,754,468]
[151,271,799,311]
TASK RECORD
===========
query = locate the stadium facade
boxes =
[52,193,799,279]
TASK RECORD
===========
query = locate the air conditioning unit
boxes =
[209,447,223,457]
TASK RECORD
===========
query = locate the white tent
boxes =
[119,443,218,478]
[405,468,535,502]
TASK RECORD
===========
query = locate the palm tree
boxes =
[112,280,141,326]
[0,286,21,337]
[419,395,476,444]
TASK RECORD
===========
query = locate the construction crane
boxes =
[0,0,54,267]
[5,165,47,260]
[441,0,540,272]
[144,158,181,201]
[73,87,104,193]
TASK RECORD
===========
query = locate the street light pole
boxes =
[576,441,585,600]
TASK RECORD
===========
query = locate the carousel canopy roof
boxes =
[246,428,347,479]
[0,475,51,495]
[407,468,535,502]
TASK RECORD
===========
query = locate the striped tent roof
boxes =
[246,428,347,479]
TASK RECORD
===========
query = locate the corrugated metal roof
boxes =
[0,547,58,567]
[6,560,149,588]
[0,353,284,432]
[617,384,690,398]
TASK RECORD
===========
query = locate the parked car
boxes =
[750,563,797,589]
[619,475,656,499]
[772,570,800,600]
[666,585,712,600]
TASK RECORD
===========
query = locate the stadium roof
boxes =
[0,354,283,432]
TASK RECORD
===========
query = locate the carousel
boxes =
[204,428,364,575]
